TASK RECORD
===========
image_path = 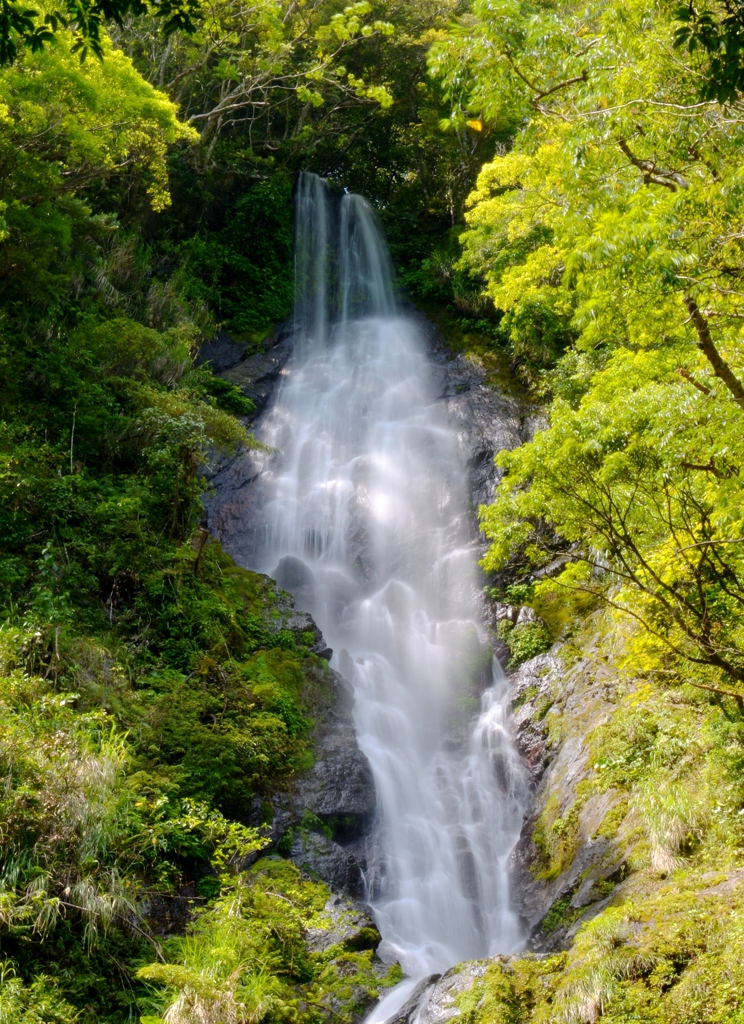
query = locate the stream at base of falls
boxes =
[236,173,528,1011]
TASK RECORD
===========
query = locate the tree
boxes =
[0,22,195,313]
[481,345,744,693]
[674,0,744,102]
[0,0,200,66]
[113,0,396,162]
[432,0,744,694]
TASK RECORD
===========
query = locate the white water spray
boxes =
[246,173,527,981]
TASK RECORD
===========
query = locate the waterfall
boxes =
[246,172,527,980]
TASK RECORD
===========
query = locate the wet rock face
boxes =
[260,573,332,658]
[201,325,294,566]
[382,976,442,1024]
[252,666,376,895]
[293,670,376,823]
[509,652,562,783]
[162,560,372,900]
[435,352,523,513]
[413,961,490,1024]
[298,893,391,1024]
[419,316,529,537]
[290,832,367,900]
[507,650,630,952]
[198,322,294,415]
[422,319,536,642]
[396,954,555,1024]
[196,329,247,372]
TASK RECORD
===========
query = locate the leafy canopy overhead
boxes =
[0,0,200,65]
[432,0,744,694]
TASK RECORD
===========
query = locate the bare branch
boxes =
[674,538,744,553]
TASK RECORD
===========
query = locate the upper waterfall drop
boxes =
[293,172,397,350]
[246,172,527,977]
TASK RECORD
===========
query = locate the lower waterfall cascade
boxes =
[241,173,528,987]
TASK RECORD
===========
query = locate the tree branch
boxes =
[618,138,689,190]
[680,458,732,478]
[535,69,588,102]
[684,294,744,411]
[502,49,588,110]
[676,366,712,395]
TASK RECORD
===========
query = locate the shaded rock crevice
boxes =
[198,322,295,416]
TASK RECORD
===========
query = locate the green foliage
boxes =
[0,549,336,1017]
[484,612,744,1018]
[530,793,582,882]
[449,957,568,1024]
[0,0,201,66]
[673,0,744,102]
[116,0,400,156]
[177,177,294,333]
[0,20,367,1020]
[0,625,278,1019]
[438,874,744,1023]
[503,583,535,606]
[432,0,744,693]
[593,800,630,842]
[497,620,552,669]
[585,673,744,870]
[200,375,256,417]
[17,0,744,1021]
[138,859,392,1024]
[0,965,79,1024]
[0,25,195,271]
[541,892,583,936]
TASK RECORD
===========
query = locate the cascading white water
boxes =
[247,173,527,981]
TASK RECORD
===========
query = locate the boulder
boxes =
[382,975,442,1024]
[220,322,294,417]
[413,962,490,1024]
[303,892,379,952]
[196,330,247,372]
[290,831,365,899]
[252,664,375,897]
